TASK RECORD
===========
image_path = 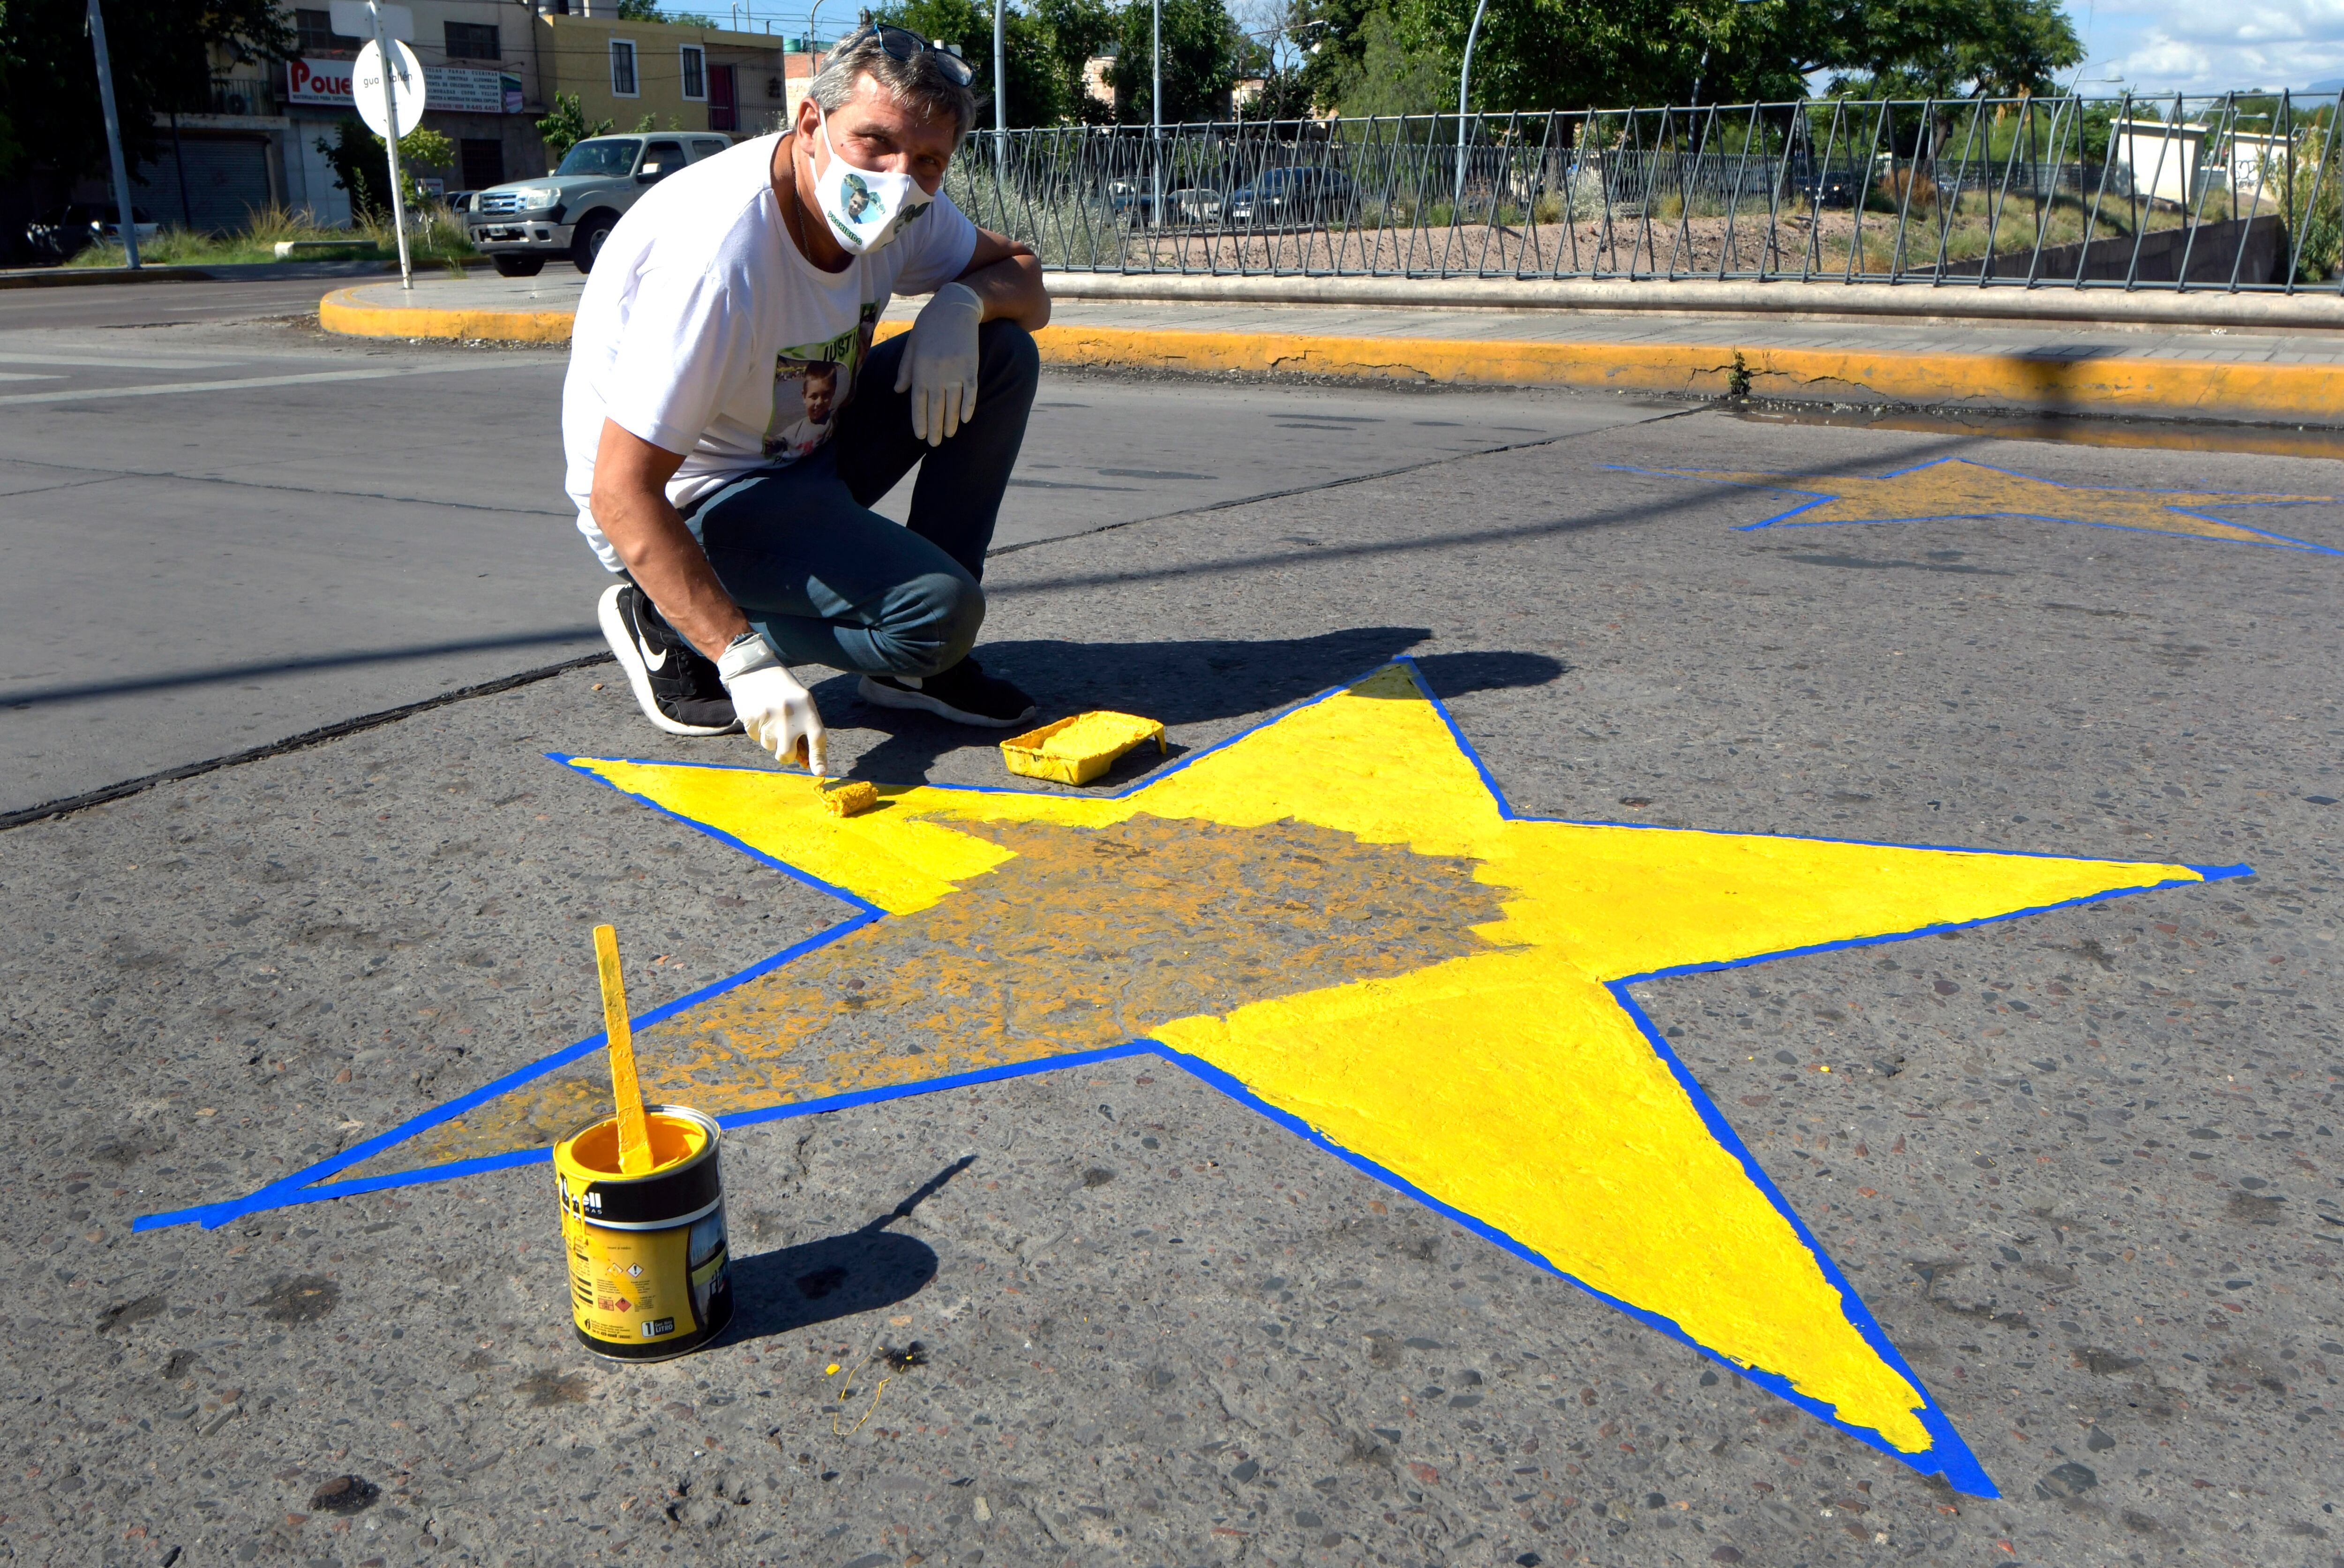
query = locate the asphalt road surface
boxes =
[0,281,1662,813]
[3,278,2341,1568]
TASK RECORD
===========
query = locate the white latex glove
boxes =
[718,633,827,775]
[893,281,983,446]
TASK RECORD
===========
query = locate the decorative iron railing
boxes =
[943,93,2344,292]
[205,76,276,117]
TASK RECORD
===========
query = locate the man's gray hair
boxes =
[809,30,976,147]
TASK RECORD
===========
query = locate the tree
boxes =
[1291,0,2081,116]
[373,124,455,209]
[1809,0,2081,100]
[1028,0,1119,124]
[537,92,615,165]
[874,0,1104,128]
[1313,5,1449,117]
[1105,0,1243,124]
[0,0,292,185]
[317,117,387,220]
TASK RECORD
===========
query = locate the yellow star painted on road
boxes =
[142,665,2241,1498]
[1621,454,2339,552]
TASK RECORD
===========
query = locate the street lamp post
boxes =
[992,0,1007,176]
[1151,0,1164,226]
[1454,0,1489,210]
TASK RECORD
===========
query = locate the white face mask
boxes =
[807,105,932,255]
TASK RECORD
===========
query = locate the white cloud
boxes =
[2077,0,2344,93]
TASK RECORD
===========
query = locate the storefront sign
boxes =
[286,55,357,105]
[286,55,522,113]
[427,67,511,114]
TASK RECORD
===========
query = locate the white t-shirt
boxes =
[560,133,978,570]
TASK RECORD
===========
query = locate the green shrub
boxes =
[2287,143,2342,281]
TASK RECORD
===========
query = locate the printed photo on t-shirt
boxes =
[761,303,885,462]
[764,320,861,461]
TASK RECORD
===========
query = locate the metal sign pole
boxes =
[371,0,414,290]
[85,0,141,269]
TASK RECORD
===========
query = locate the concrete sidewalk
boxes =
[322,271,2344,423]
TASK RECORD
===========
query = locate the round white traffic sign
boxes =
[352,38,427,140]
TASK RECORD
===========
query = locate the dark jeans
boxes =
[677,319,1038,677]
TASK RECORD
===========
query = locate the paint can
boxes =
[553,1103,733,1361]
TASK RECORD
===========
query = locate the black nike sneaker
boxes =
[858,655,1037,728]
[597,582,740,736]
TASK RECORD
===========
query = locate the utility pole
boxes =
[86,0,141,268]
[370,0,415,290]
[992,0,1006,178]
[1454,0,1489,211]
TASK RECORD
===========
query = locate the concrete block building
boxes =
[145,2,815,231]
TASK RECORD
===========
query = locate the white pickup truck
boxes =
[466,132,734,277]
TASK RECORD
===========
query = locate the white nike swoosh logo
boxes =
[636,632,668,673]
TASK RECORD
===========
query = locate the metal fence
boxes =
[943,92,2344,291]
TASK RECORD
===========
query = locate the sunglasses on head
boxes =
[846,23,976,86]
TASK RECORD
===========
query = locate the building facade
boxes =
[534,11,812,158]
[109,2,816,233]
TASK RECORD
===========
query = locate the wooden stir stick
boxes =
[593,924,654,1177]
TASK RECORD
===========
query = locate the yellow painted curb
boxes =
[319,285,578,345]
[1034,323,2344,421]
[318,287,2344,421]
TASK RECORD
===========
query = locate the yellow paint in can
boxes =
[553,1103,733,1361]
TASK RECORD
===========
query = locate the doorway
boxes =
[709,64,738,132]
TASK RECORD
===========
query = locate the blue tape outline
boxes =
[132,658,2253,1498]
[1607,454,2344,555]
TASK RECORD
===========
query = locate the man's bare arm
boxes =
[956,229,1050,331]
[588,418,750,660]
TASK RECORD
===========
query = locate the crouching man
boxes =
[566,24,1051,772]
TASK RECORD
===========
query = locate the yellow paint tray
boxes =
[999,711,1167,786]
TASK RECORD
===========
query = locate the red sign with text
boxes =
[287,56,357,105]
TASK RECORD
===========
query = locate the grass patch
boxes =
[68,204,476,269]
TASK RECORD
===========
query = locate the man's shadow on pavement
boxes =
[809,625,1564,781]
[721,1155,975,1343]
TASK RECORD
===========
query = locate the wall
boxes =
[536,14,796,143]
[276,0,550,212]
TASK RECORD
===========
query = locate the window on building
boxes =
[460,138,507,190]
[609,38,638,96]
[444,21,501,60]
[679,44,706,100]
[294,8,360,53]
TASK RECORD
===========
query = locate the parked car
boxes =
[1227,167,1358,227]
[465,133,731,276]
[1105,181,1225,225]
[1104,179,1155,223]
[1166,187,1224,223]
[441,190,477,216]
[22,203,160,263]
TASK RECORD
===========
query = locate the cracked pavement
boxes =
[2,290,2341,1567]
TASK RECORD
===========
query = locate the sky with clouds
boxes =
[2068,0,2344,95]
